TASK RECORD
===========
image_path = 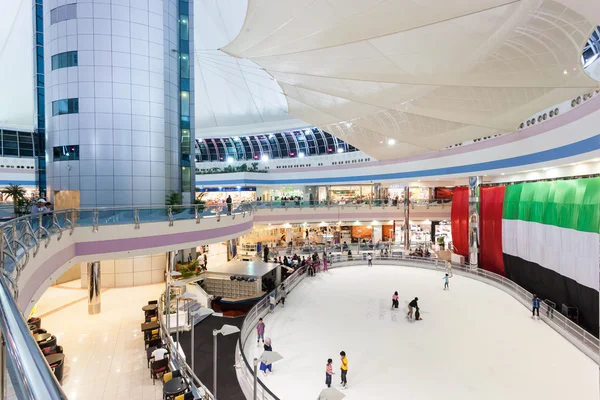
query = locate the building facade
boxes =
[42,0,193,208]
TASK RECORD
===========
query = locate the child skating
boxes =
[280,284,286,308]
[256,318,265,345]
[325,358,334,388]
[269,292,275,313]
[532,294,541,319]
[391,291,399,310]
[443,273,450,290]
[339,351,348,389]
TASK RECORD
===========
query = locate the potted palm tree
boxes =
[1,184,27,216]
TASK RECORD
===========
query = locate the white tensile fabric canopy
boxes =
[223,0,600,160]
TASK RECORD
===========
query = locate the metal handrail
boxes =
[0,275,67,399]
[235,254,599,399]
[157,292,215,400]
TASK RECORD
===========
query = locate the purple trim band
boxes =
[253,211,449,222]
[18,220,253,310]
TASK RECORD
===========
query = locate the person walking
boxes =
[367,253,373,267]
[443,273,450,290]
[532,294,541,319]
[339,351,348,389]
[256,318,265,345]
[407,297,418,319]
[226,195,232,214]
[325,358,334,388]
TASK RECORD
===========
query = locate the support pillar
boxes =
[468,176,482,269]
[87,261,101,315]
[166,251,176,333]
[403,186,410,251]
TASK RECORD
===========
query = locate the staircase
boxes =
[178,299,212,327]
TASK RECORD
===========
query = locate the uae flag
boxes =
[502,178,600,335]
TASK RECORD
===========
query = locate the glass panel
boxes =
[179,15,189,41]
[2,131,18,156]
[268,136,280,158]
[180,91,190,117]
[180,54,190,79]
[284,132,297,156]
[52,145,79,161]
[233,139,245,160]
[214,139,226,161]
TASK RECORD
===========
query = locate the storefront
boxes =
[329,185,374,203]
[387,186,432,202]
[197,187,256,205]
[259,186,306,201]
[432,220,452,249]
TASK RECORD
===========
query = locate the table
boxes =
[163,377,188,397]
[142,304,158,312]
[45,353,65,366]
[141,321,159,332]
[33,333,51,343]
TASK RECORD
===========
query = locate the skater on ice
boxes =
[279,284,286,307]
[269,292,276,313]
[339,351,348,388]
[257,318,265,345]
[325,358,334,388]
[532,294,541,319]
[260,338,273,376]
[443,273,450,290]
[407,297,419,319]
[391,291,399,310]
[367,253,373,267]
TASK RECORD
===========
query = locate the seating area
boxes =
[142,300,195,400]
[27,317,65,383]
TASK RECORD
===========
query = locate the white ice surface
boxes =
[243,265,599,400]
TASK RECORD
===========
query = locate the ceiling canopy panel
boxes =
[223,0,600,159]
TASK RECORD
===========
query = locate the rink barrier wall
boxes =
[235,255,600,400]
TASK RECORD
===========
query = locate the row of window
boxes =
[195,129,358,162]
[53,145,79,161]
[0,129,38,158]
[51,51,78,70]
[50,4,76,25]
[51,98,79,116]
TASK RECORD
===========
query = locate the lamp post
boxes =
[213,324,241,397]
[253,350,283,400]
[172,280,186,360]
[317,387,346,400]
[188,305,213,373]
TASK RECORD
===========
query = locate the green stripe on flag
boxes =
[502,177,600,234]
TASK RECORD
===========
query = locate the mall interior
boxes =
[0,1,599,399]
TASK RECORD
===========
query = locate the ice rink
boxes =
[243,265,599,400]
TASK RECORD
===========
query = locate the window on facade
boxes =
[50,4,76,25]
[1,131,19,157]
[52,98,79,116]
[53,145,79,161]
[51,51,78,70]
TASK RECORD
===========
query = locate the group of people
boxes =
[30,199,52,214]
[325,351,348,389]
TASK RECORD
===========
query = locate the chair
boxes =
[146,338,161,349]
[40,336,57,354]
[45,345,63,356]
[50,358,65,383]
[163,371,173,384]
[148,300,158,305]
[151,358,169,385]
[28,317,41,329]
[146,346,157,368]
[32,328,47,335]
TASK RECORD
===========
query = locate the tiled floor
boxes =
[37,282,166,400]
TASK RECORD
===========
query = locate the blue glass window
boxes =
[53,145,79,161]
[51,51,78,70]
[52,98,78,116]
